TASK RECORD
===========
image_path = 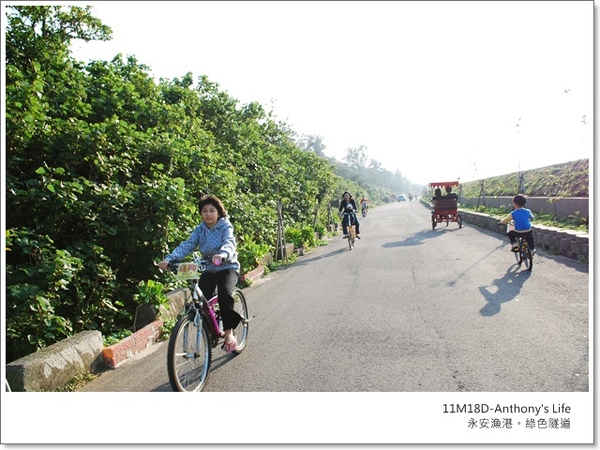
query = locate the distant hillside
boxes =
[460,159,589,198]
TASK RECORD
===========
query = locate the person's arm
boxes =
[166,226,201,261]
[499,213,513,225]
[216,220,236,261]
[158,226,201,270]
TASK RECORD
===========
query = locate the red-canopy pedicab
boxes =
[429,181,462,230]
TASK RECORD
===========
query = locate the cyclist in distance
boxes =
[359,195,369,216]
[339,191,361,239]
[499,194,536,254]
[158,195,243,353]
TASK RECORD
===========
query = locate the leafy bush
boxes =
[285,225,318,249]
[103,329,133,347]
[237,240,271,274]
[5,228,125,362]
[133,279,169,308]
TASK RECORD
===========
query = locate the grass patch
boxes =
[56,372,99,392]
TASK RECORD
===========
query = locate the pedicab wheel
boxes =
[458,214,463,228]
[431,216,437,230]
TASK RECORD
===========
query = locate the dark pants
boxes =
[199,269,243,330]
[342,213,360,235]
[508,230,535,250]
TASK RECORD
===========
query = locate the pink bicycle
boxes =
[165,256,251,392]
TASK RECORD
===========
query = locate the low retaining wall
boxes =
[459,209,589,261]
[6,331,104,392]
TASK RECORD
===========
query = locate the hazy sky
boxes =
[66,1,593,185]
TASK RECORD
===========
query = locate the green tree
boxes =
[5,4,406,364]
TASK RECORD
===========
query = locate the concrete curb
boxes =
[102,319,164,369]
[6,331,104,392]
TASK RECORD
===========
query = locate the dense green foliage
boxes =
[5,6,416,362]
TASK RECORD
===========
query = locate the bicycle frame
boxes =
[176,260,219,329]
[190,283,223,338]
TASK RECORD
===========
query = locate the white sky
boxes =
[64,1,594,186]
[65,1,595,185]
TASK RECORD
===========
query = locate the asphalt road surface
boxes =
[78,200,589,393]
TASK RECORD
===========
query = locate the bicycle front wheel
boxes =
[348,225,355,250]
[514,247,522,264]
[524,247,533,271]
[232,288,249,353]
[167,312,211,392]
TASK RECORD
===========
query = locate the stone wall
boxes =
[458,209,589,262]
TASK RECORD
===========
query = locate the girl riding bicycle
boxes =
[158,195,243,353]
[339,191,361,239]
[499,194,536,254]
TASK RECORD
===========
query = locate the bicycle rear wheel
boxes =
[231,288,249,353]
[167,312,211,392]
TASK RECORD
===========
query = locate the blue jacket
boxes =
[511,208,534,232]
[165,217,240,273]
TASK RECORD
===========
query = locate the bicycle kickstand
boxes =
[242,315,256,324]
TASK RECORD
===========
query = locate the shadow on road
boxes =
[382,229,444,248]
[153,382,173,392]
[278,247,348,269]
[478,266,532,316]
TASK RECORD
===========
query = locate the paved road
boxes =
[78,200,589,392]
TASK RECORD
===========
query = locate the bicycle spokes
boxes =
[167,313,211,392]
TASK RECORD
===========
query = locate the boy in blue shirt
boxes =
[499,194,536,254]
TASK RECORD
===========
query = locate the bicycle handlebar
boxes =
[166,258,210,272]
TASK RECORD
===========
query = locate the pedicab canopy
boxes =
[428,181,460,189]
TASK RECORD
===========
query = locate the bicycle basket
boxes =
[176,263,199,280]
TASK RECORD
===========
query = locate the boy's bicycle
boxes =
[504,222,533,272]
[165,256,251,392]
[513,235,533,271]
